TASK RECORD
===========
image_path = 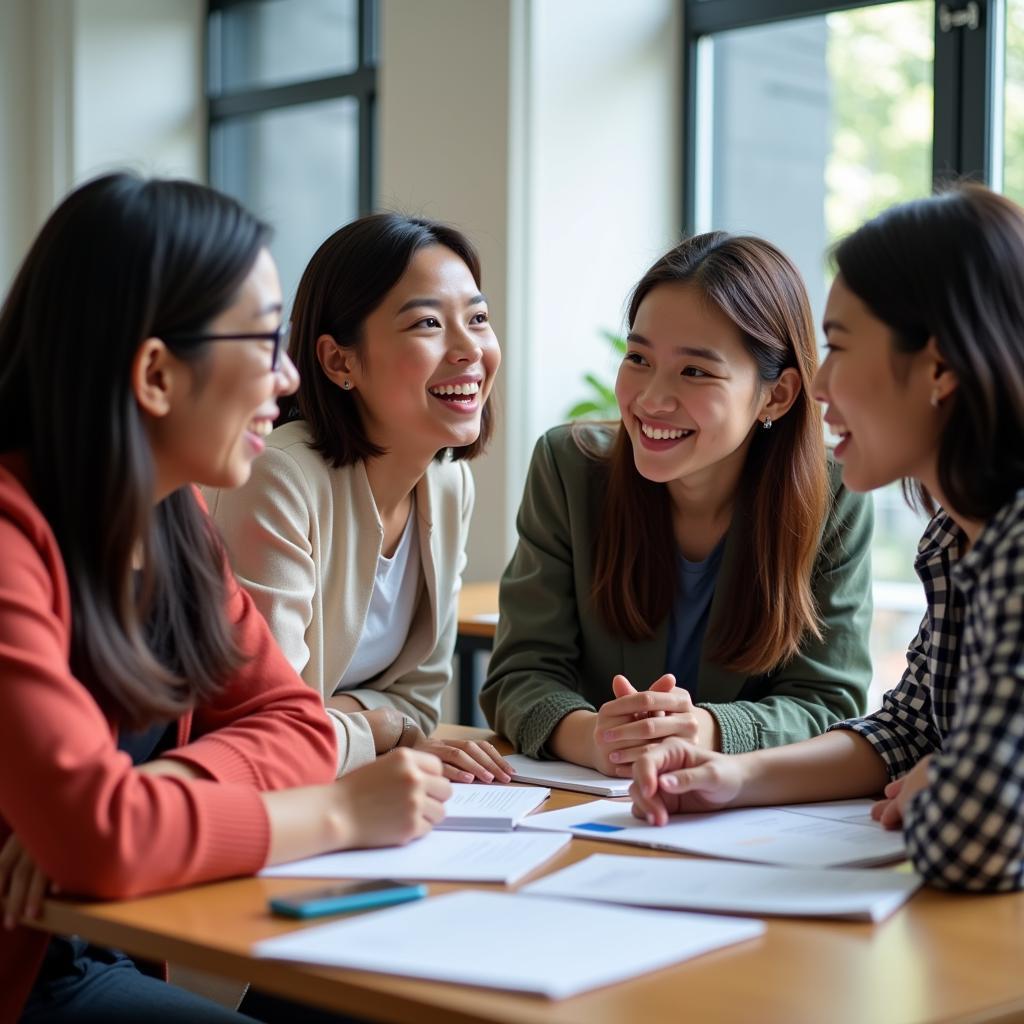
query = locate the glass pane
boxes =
[1004,1,1024,204]
[211,97,360,310]
[695,2,934,711]
[696,0,933,326]
[212,0,359,94]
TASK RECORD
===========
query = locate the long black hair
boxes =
[0,172,270,727]
[282,212,494,466]
[834,183,1024,519]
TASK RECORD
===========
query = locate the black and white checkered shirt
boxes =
[833,489,1024,891]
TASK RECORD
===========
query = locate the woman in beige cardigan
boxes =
[208,213,511,781]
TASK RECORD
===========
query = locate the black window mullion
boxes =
[933,3,964,181]
[933,1,997,184]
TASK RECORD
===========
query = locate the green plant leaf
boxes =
[599,329,628,355]
[583,373,616,405]
[566,400,608,419]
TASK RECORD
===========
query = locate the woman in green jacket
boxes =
[481,232,874,777]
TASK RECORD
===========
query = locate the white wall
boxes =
[73,0,205,183]
[0,0,204,293]
[524,0,680,454]
[378,0,680,582]
[377,0,520,582]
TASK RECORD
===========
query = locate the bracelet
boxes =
[394,714,417,750]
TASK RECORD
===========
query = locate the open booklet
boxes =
[518,798,906,868]
[254,890,765,999]
[522,853,921,922]
[505,754,632,797]
[438,783,550,831]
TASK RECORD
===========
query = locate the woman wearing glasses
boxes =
[0,173,449,1022]
[631,185,1024,892]
[209,214,511,783]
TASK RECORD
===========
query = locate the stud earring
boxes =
[930,391,940,409]
[762,416,773,430]
[342,380,353,391]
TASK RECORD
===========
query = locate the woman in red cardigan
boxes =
[0,173,449,1021]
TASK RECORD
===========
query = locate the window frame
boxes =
[205,0,378,215]
[681,0,1001,233]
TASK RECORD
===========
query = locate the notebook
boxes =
[505,754,632,797]
[438,783,550,831]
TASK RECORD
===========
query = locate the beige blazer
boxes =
[206,419,473,776]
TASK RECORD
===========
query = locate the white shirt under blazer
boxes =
[205,418,473,776]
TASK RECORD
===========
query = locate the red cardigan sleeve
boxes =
[0,478,332,900]
[163,572,338,789]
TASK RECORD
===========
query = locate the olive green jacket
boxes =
[480,424,874,758]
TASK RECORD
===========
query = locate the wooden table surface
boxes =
[33,726,1024,1024]
[456,581,500,639]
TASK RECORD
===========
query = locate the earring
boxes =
[930,391,940,409]
[342,380,353,391]
[762,416,773,430]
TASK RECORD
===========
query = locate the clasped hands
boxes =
[591,673,718,778]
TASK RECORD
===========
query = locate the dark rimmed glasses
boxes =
[163,321,291,371]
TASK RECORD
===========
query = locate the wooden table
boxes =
[454,582,500,725]
[34,726,1024,1024]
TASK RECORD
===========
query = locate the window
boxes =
[207,0,377,308]
[684,0,1008,708]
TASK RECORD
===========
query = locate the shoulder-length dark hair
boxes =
[0,172,269,728]
[588,232,829,675]
[282,212,495,467]
[834,183,1024,519]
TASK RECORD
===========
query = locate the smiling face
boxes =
[144,247,299,497]
[344,244,501,458]
[615,282,773,489]
[814,275,947,494]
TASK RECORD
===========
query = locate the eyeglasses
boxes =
[163,321,291,371]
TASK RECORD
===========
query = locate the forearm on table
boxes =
[260,785,347,865]
[733,729,888,807]
[548,710,597,767]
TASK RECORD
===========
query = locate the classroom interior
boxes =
[1,1,1022,1021]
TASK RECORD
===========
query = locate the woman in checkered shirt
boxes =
[630,182,1024,891]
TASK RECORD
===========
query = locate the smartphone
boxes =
[268,879,427,919]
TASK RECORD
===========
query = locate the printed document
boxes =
[522,853,921,921]
[518,798,905,868]
[254,890,764,998]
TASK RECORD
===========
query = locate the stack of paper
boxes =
[519,799,905,868]
[254,890,765,998]
[522,853,921,922]
[260,830,570,886]
[438,783,550,831]
[505,754,632,797]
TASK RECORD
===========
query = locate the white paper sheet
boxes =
[505,754,632,797]
[518,798,905,868]
[438,783,550,831]
[522,853,921,922]
[260,830,571,885]
[254,890,765,998]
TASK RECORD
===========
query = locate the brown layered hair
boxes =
[0,173,265,726]
[834,183,1024,519]
[282,212,495,467]
[588,232,829,675]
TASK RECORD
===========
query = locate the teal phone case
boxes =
[269,883,427,919]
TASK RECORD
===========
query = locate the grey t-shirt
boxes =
[664,540,725,699]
